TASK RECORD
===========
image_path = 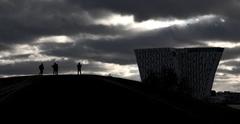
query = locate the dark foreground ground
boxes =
[0,75,239,123]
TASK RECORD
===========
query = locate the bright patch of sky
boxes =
[36,35,74,44]
[213,73,240,91]
[88,61,139,79]
[63,61,140,81]
[0,44,67,65]
[218,64,235,71]
[205,41,240,48]
[0,44,40,58]
[95,14,220,31]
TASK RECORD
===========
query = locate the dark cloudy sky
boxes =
[1,0,240,92]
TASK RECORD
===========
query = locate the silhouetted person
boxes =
[52,62,58,75]
[39,63,44,75]
[77,62,82,75]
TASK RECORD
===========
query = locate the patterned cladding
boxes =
[135,48,224,99]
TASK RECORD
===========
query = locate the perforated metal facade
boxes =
[135,48,224,99]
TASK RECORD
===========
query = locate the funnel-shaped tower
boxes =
[135,48,224,99]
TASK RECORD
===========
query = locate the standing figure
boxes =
[77,62,82,75]
[39,63,44,75]
[52,62,59,75]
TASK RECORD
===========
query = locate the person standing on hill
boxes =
[39,63,44,75]
[52,62,59,75]
[77,62,82,75]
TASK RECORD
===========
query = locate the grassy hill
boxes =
[0,75,239,122]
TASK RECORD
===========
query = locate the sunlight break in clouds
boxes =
[0,44,68,65]
[90,61,139,78]
[213,73,240,91]
[95,13,218,31]
[95,14,185,30]
[205,41,240,48]
[64,61,140,81]
[36,35,74,44]
[85,61,139,80]
[218,64,234,71]
[0,44,40,59]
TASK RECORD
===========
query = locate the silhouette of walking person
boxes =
[77,62,82,75]
[52,62,58,75]
[39,63,44,75]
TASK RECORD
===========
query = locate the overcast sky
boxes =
[1,0,240,92]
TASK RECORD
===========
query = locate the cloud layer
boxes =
[1,0,240,91]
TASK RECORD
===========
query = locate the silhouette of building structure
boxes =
[135,48,224,99]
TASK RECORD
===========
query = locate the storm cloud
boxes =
[1,0,240,91]
[69,0,240,21]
